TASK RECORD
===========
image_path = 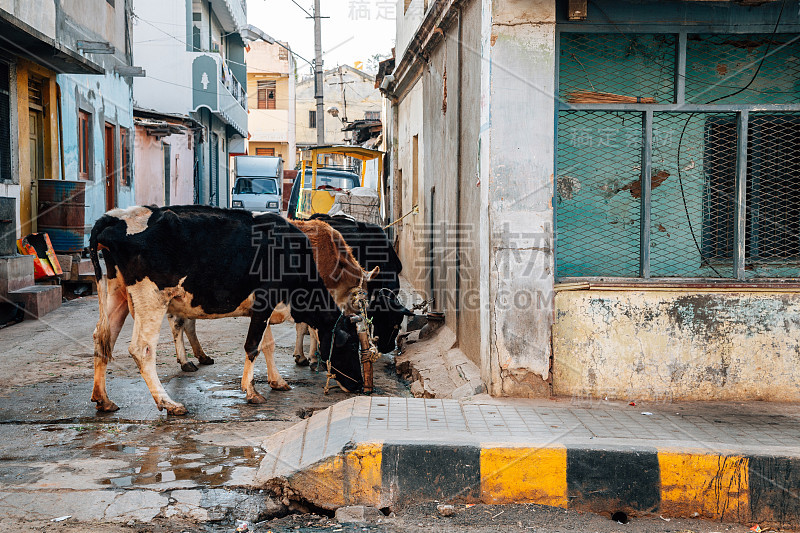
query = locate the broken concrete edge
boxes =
[0,487,287,524]
[396,324,486,399]
[258,440,800,528]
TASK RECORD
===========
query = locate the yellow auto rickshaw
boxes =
[289,145,384,221]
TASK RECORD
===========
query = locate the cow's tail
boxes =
[90,218,112,362]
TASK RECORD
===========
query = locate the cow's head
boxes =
[369,289,414,354]
[343,266,380,316]
[316,316,363,393]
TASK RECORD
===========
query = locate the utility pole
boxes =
[314,0,324,146]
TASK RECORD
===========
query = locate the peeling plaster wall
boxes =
[485,0,556,396]
[554,290,800,401]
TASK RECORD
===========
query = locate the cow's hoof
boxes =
[247,393,268,404]
[294,353,310,366]
[181,361,199,372]
[198,356,215,366]
[166,404,188,416]
[269,381,292,391]
[94,399,119,412]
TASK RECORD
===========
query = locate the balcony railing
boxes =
[219,57,247,110]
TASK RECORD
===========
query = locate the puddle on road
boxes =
[93,438,263,488]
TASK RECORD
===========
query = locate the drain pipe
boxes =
[56,82,65,181]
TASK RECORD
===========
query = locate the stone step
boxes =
[8,284,62,319]
[0,255,34,295]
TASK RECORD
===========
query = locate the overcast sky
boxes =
[246,0,396,74]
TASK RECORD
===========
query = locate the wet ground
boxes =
[0,296,410,529]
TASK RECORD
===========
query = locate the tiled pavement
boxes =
[259,396,800,476]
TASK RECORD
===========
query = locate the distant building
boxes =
[132,0,249,208]
[246,40,296,168]
[296,65,382,153]
[133,109,198,206]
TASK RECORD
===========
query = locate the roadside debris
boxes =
[335,505,384,524]
[50,515,71,522]
[437,504,456,517]
[235,521,249,532]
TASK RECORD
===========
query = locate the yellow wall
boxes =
[248,142,290,163]
[15,60,60,235]
[247,74,290,111]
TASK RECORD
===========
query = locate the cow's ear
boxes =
[365,266,380,280]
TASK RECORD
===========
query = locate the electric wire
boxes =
[675,0,787,277]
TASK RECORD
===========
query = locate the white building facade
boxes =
[132,0,248,207]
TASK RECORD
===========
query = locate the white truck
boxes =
[231,155,283,213]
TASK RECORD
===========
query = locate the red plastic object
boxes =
[17,233,63,279]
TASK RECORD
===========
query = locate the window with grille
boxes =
[704,115,800,264]
[364,110,380,121]
[278,48,288,61]
[0,62,10,183]
[257,80,276,109]
[309,110,316,128]
[78,111,91,180]
[556,31,800,280]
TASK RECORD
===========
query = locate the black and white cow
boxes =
[89,205,367,415]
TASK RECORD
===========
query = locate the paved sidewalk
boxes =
[257,396,800,528]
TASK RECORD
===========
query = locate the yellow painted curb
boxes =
[480,446,568,508]
[658,452,750,522]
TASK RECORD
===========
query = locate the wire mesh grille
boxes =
[556,111,642,277]
[650,113,738,278]
[685,34,800,105]
[559,33,675,104]
[745,113,800,278]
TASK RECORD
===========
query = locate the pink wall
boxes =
[134,125,195,206]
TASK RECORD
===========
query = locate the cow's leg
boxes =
[92,275,129,412]
[308,327,320,366]
[128,287,186,415]
[168,315,198,372]
[242,314,270,404]
[261,324,291,390]
[293,322,310,366]
[184,319,214,365]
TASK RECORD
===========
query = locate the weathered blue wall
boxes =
[57,71,135,242]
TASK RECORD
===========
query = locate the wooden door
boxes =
[104,123,115,210]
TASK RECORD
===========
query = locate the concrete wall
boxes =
[416,2,483,365]
[482,0,556,396]
[133,0,193,115]
[0,0,56,38]
[554,289,800,402]
[134,125,194,206]
[59,0,126,53]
